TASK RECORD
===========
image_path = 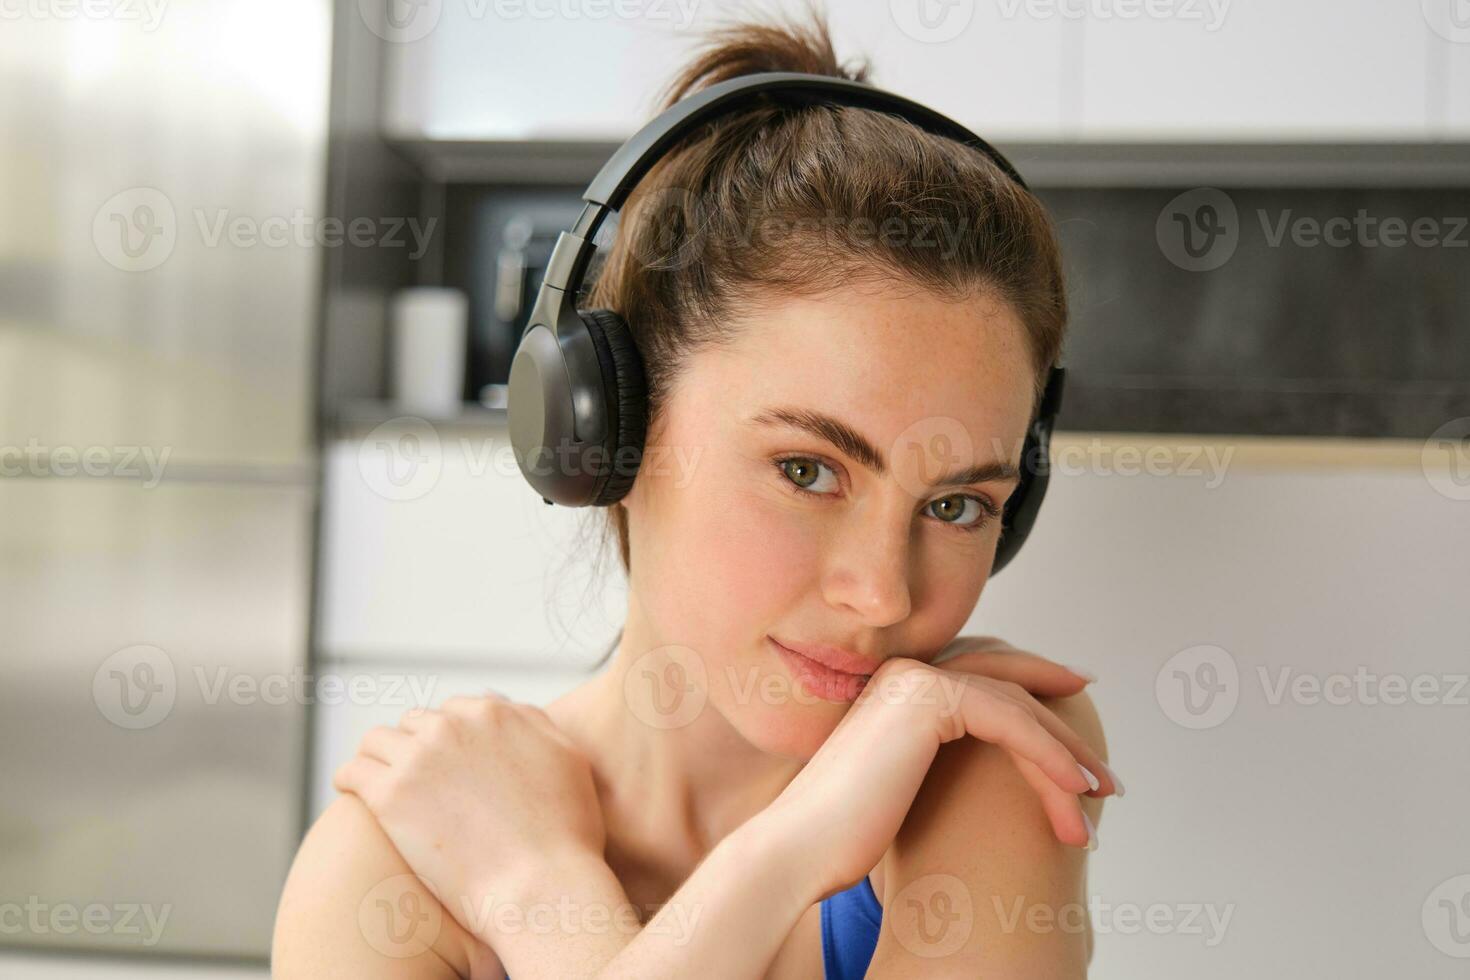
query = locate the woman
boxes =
[273,9,1118,978]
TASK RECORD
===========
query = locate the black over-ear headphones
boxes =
[507,71,1066,574]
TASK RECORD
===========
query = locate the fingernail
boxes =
[1078,764,1100,792]
[1082,811,1098,851]
[1065,664,1097,683]
[1100,761,1126,797]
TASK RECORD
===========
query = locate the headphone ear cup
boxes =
[992,421,1052,575]
[580,308,648,506]
[992,366,1065,575]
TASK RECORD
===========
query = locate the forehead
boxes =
[686,282,1036,461]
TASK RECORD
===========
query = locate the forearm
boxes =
[456,849,637,980]
[460,812,816,980]
[458,816,817,980]
[592,813,816,980]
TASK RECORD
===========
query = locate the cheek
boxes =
[631,455,817,646]
[676,482,818,632]
[903,540,991,663]
[652,480,845,754]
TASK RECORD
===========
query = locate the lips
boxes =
[768,636,877,704]
[769,637,881,676]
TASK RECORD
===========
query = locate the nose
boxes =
[819,497,913,627]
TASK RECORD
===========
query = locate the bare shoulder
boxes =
[1044,689,1108,763]
[271,793,492,980]
[868,689,1107,977]
[896,688,1108,849]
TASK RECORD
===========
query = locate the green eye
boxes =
[927,494,998,531]
[777,457,839,494]
[774,455,997,534]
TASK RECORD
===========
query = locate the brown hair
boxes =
[574,1,1069,585]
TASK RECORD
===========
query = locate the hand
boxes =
[332,692,607,935]
[933,634,1105,712]
[758,644,1116,902]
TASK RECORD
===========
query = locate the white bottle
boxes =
[390,286,468,418]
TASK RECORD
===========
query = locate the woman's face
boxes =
[620,279,1036,759]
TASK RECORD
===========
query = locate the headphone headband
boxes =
[586,71,1029,210]
[539,71,1030,300]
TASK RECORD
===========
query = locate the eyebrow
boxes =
[744,406,1020,488]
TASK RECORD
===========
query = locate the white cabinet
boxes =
[380,1,1078,141]
[381,5,679,139]
[379,1,1464,144]
[308,662,592,819]
[1442,18,1470,137]
[1076,0,1437,139]
[311,413,623,817]
[316,415,628,667]
[0,952,266,979]
[831,4,1078,139]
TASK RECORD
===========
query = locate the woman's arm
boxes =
[271,793,490,979]
[491,664,1109,978]
[330,695,645,979]
[448,837,640,978]
[435,803,823,980]
[592,696,1105,980]
[338,648,1114,978]
[579,809,820,980]
[865,689,1108,978]
[330,694,812,979]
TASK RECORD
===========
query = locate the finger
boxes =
[438,694,495,718]
[397,707,446,734]
[333,753,388,796]
[1013,755,1095,850]
[518,704,571,745]
[437,692,521,727]
[935,634,1012,658]
[937,648,1091,697]
[984,680,1115,798]
[397,705,436,731]
[358,724,414,765]
[952,682,1094,795]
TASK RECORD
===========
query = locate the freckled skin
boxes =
[617,278,1035,760]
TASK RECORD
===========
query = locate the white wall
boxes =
[974,436,1470,979]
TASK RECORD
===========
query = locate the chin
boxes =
[710,670,851,760]
[739,710,837,760]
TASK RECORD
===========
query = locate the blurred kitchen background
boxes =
[2,0,1468,977]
